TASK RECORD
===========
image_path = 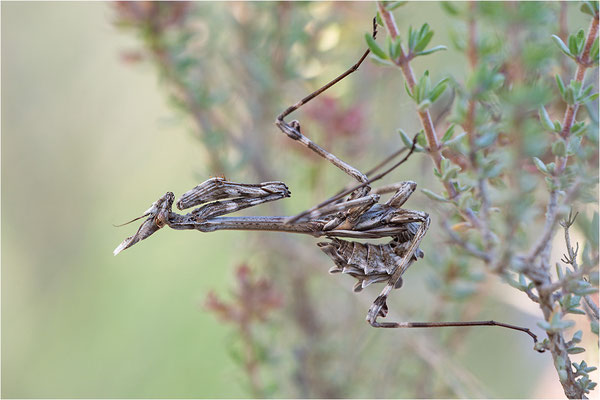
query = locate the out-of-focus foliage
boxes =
[2,2,597,398]
[372,1,598,397]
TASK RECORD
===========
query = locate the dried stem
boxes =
[466,2,478,69]
[240,325,265,397]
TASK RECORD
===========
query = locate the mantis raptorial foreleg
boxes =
[177,178,290,210]
[114,180,290,255]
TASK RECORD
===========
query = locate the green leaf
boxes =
[440,1,460,15]
[429,78,449,102]
[475,130,497,147]
[398,129,413,147]
[565,86,576,105]
[506,275,523,290]
[365,33,388,60]
[567,347,586,354]
[444,132,467,147]
[375,11,384,27]
[580,83,594,99]
[572,330,583,343]
[552,35,573,58]
[580,1,597,16]
[404,81,414,99]
[567,135,582,155]
[553,121,563,132]
[573,283,598,296]
[421,188,449,202]
[408,26,416,52]
[414,45,447,57]
[369,54,395,67]
[449,29,466,51]
[415,71,430,103]
[442,166,460,181]
[439,157,450,175]
[571,79,582,94]
[556,262,564,279]
[552,139,567,157]
[414,29,434,53]
[386,36,393,58]
[580,93,599,104]
[556,74,566,97]
[550,317,575,332]
[442,124,456,142]
[538,106,555,131]
[576,29,586,54]
[590,37,599,64]
[416,131,427,147]
[389,37,402,60]
[568,33,580,56]
[591,320,599,335]
[570,122,587,136]
[533,157,548,174]
[537,321,552,331]
[384,1,407,11]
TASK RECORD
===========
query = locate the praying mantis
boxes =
[114,18,542,350]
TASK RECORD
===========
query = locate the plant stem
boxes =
[377,2,457,199]
[525,10,599,398]
[557,13,599,172]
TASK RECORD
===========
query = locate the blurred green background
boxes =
[2,2,596,398]
[2,2,244,397]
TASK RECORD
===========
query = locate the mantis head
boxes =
[113,192,174,255]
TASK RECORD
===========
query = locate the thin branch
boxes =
[540,262,598,294]
[441,221,491,263]
[527,189,560,263]
[376,2,457,199]
[466,2,478,69]
[526,178,582,263]
[557,13,599,173]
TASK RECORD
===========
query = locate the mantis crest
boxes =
[114,19,541,349]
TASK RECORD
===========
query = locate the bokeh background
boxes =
[2,2,597,398]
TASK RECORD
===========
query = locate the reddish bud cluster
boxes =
[204,264,284,326]
[114,2,190,30]
[306,96,365,139]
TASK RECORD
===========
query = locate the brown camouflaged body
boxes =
[318,222,424,292]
